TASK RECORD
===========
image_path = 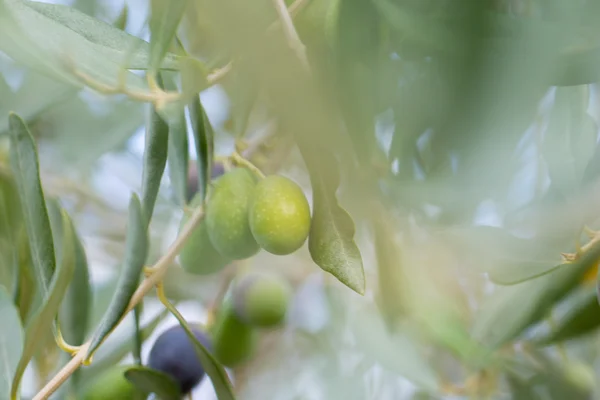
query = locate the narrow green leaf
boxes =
[535,287,600,345]
[78,308,168,387]
[163,76,189,207]
[0,287,24,399]
[86,194,149,360]
[11,209,76,400]
[188,96,214,203]
[112,3,129,31]
[13,230,35,323]
[124,366,182,400]
[163,301,236,400]
[141,91,170,223]
[148,0,188,74]
[472,239,600,349]
[8,112,55,297]
[301,146,365,295]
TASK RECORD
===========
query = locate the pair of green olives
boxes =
[178,167,311,276]
[211,271,293,368]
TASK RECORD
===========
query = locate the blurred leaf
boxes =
[112,3,128,31]
[350,302,439,392]
[188,96,214,203]
[164,76,189,206]
[141,98,170,222]
[163,299,236,400]
[86,194,149,360]
[0,287,23,399]
[472,238,600,349]
[148,0,188,74]
[11,208,75,399]
[8,112,55,296]
[371,204,407,330]
[302,147,365,295]
[124,366,182,400]
[534,287,600,345]
[439,226,566,285]
[224,68,259,139]
[38,95,144,170]
[0,72,77,135]
[543,86,597,196]
[0,0,155,94]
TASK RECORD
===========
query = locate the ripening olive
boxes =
[206,168,261,260]
[178,194,232,275]
[249,175,311,255]
[186,159,227,203]
[210,300,258,368]
[232,271,292,328]
[82,364,139,400]
[148,324,212,395]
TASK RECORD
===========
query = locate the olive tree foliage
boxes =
[1,0,600,398]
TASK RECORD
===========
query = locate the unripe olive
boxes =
[563,361,596,395]
[206,168,260,260]
[148,324,212,395]
[82,364,138,400]
[232,271,292,328]
[210,300,258,368]
[249,175,311,255]
[178,194,232,275]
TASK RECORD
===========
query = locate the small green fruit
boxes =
[210,300,257,368]
[249,175,311,255]
[178,194,232,275]
[232,271,292,327]
[563,361,596,394]
[82,365,139,400]
[206,168,260,260]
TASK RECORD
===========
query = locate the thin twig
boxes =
[33,206,206,400]
[270,0,310,69]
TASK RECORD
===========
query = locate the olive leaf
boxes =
[472,238,600,349]
[141,81,170,223]
[163,301,236,400]
[534,287,600,346]
[148,0,188,74]
[11,208,76,400]
[86,194,149,360]
[164,76,189,207]
[303,148,365,295]
[8,113,55,298]
[0,287,23,399]
[188,96,214,203]
[124,366,182,400]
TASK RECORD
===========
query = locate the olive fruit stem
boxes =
[33,206,206,400]
[53,324,80,356]
[230,151,266,179]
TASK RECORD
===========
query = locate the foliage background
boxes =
[3,0,600,399]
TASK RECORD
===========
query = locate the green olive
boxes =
[232,271,292,328]
[249,175,311,255]
[178,194,232,275]
[210,300,257,368]
[206,168,261,260]
[81,365,139,400]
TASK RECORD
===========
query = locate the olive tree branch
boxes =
[33,206,206,400]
